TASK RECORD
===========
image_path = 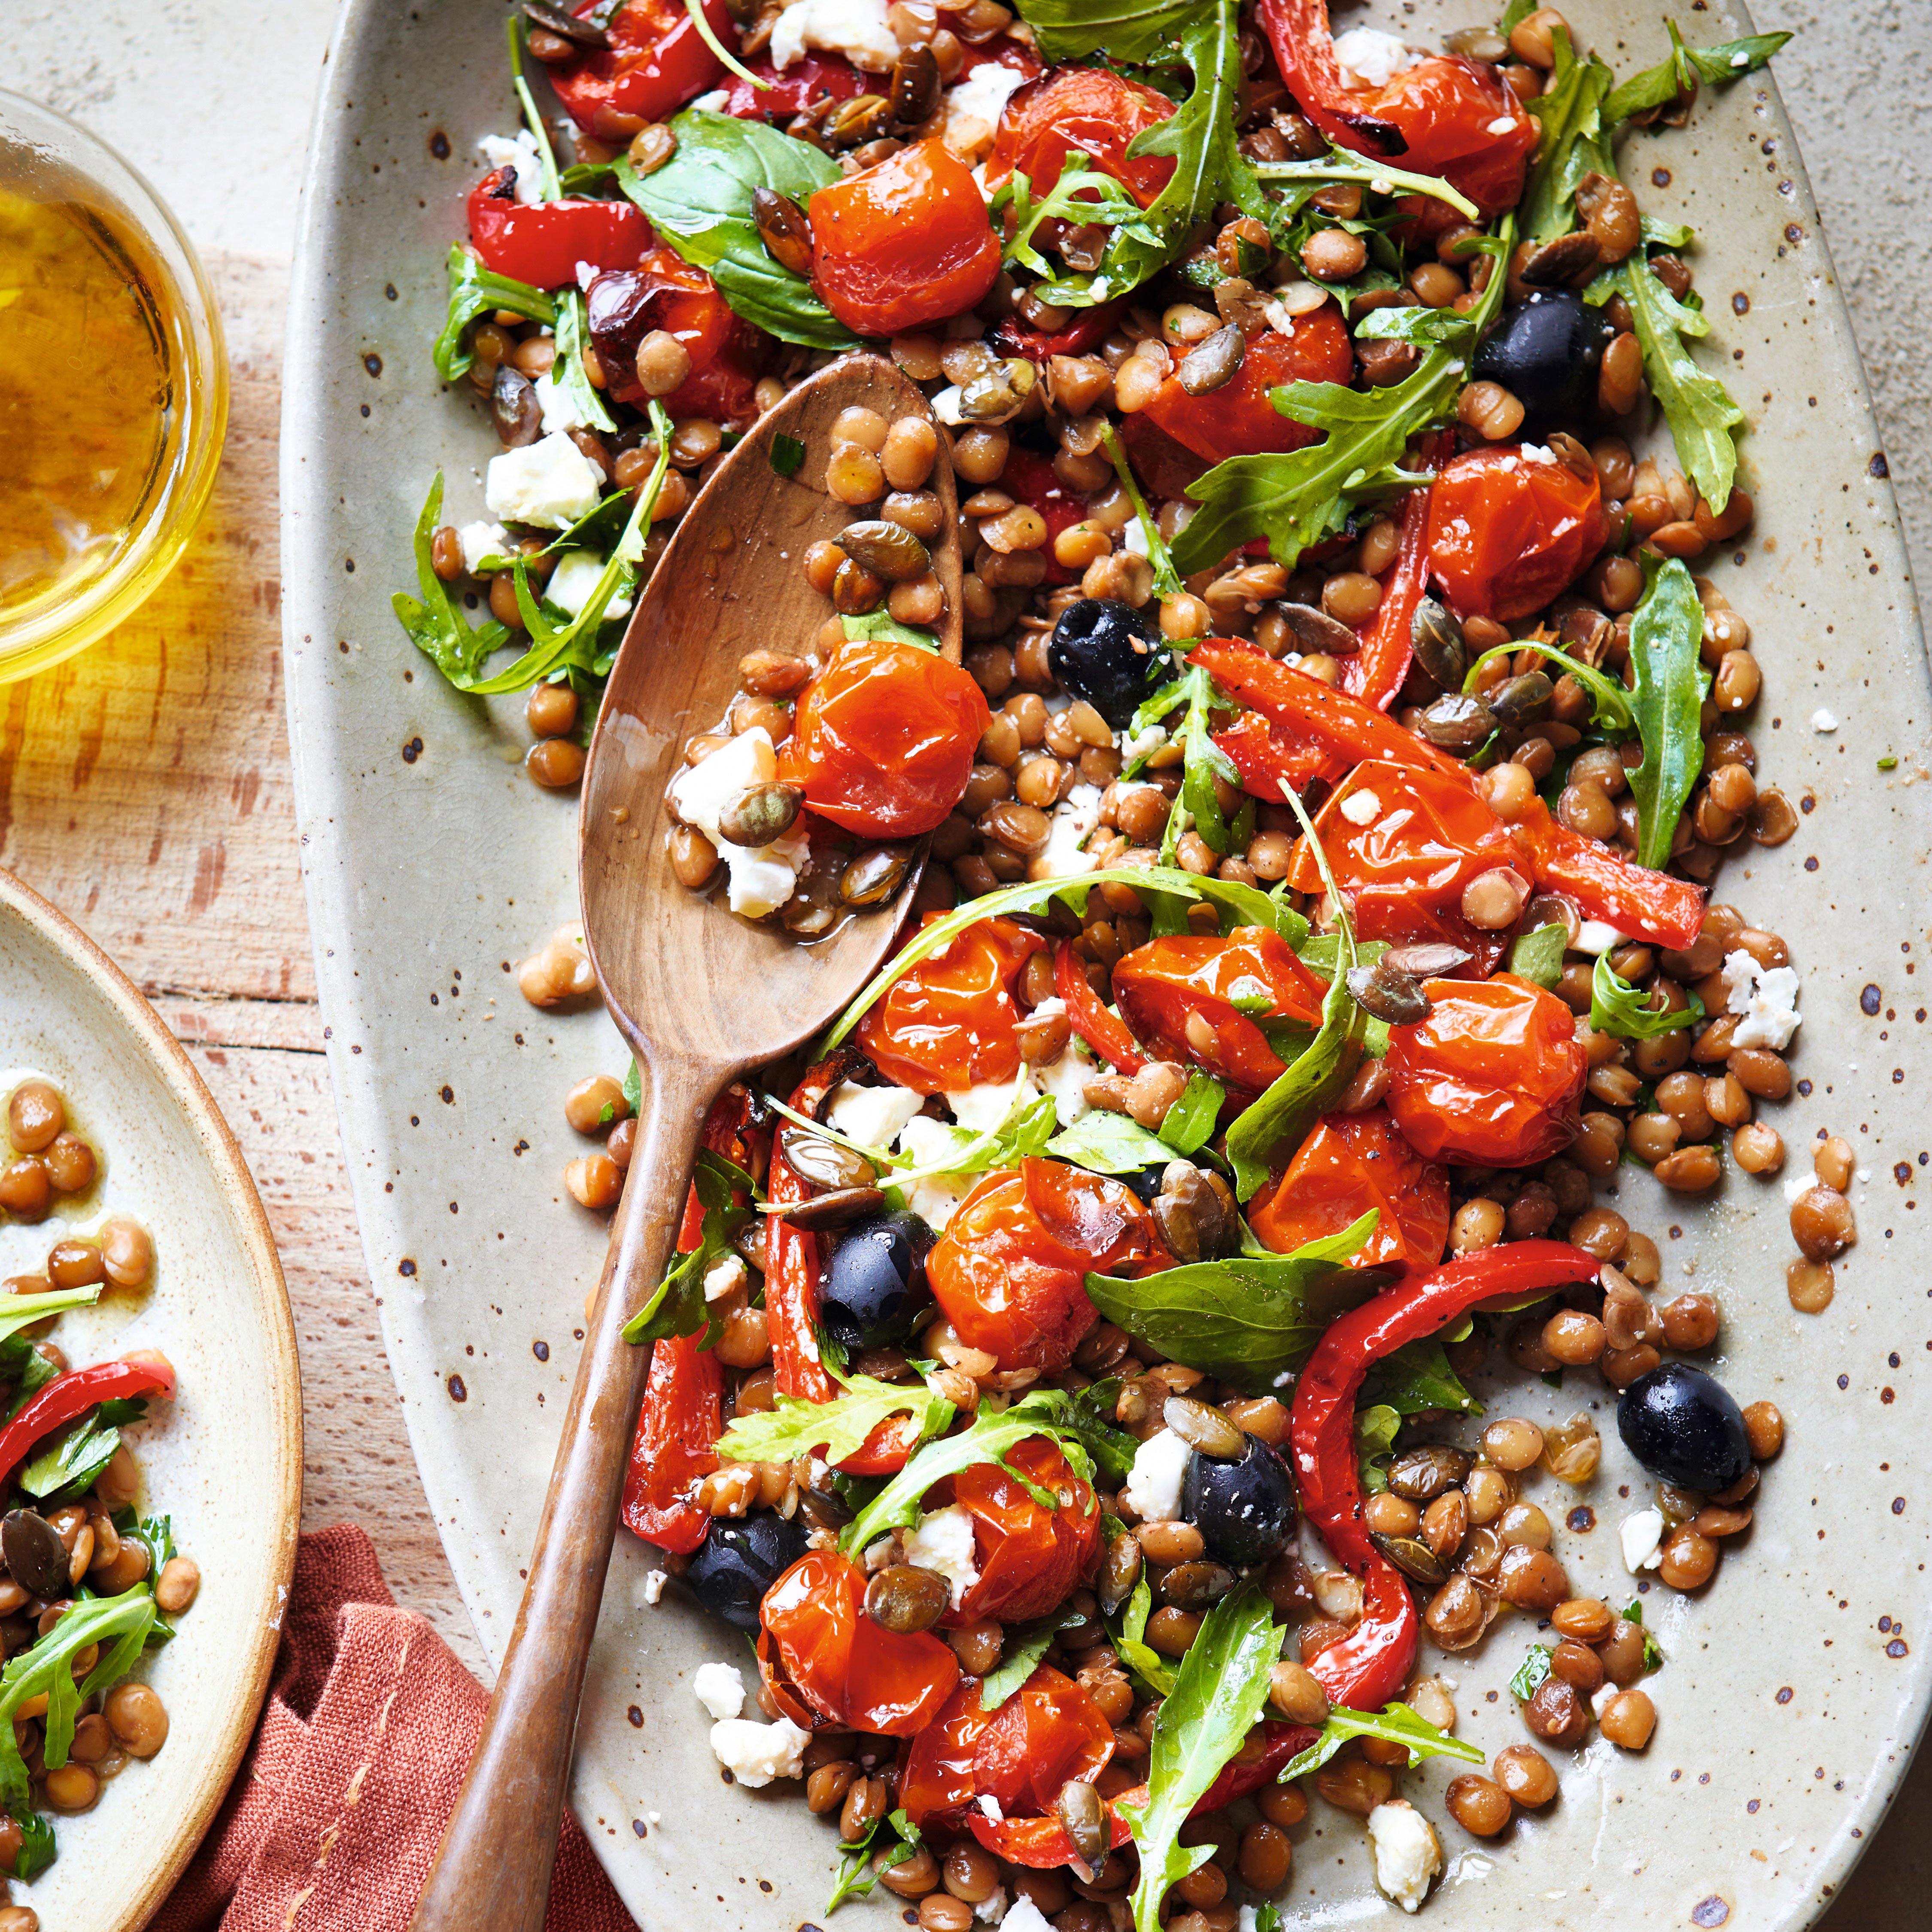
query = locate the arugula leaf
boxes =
[841,609,940,653]
[504,14,563,202]
[826,1806,920,1911]
[1014,0,1261,307]
[1589,252,1744,509]
[1101,424,1185,602]
[770,432,806,477]
[1109,1563,1178,1695]
[1624,1597,1666,1670]
[1509,922,1568,990]
[4,1812,53,1882]
[1602,22,1790,126]
[431,246,556,383]
[18,1400,146,1503]
[1355,1403,1400,1493]
[993,156,1164,281]
[1085,1213,1383,1394]
[981,1610,1077,1710]
[392,474,513,684]
[553,289,615,433]
[1510,1644,1553,1700]
[1274,1701,1485,1783]
[714,1376,954,1469]
[1361,1337,1479,1418]
[1625,556,1706,869]
[1057,1380,1141,1485]
[1223,952,1358,1201]
[1130,665,1240,861]
[617,112,858,350]
[1590,947,1703,1039]
[1253,153,1478,222]
[621,1149,756,1350]
[1121,1583,1279,1932]
[1252,1908,1284,1932]
[1046,1109,1177,1174]
[1157,1072,1224,1155]
[1519,28,1613,243]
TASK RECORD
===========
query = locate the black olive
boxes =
[686,1511,811,1631]
[1472,292,1615,419]
[1118,1165,1167,1206]
[819,1210,936,1350]
[1616,1362,1753,1493]
[1046,599,1167,728]
[1182,1434,1296,1567]
[0,1510,66,1602]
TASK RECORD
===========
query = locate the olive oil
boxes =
[0,187,178,633]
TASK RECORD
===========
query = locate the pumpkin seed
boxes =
[865,1563,951,1633]
[840,846,913,907]
[826,94,894,149]
[1386,1444,1474,1501]
[1488,669,1554,726]
[778,1125,875,1191]
[491,364,541,448]
[890,44,940,125]
[1278,601,1362,658]
[837,519,931,582]
[1345,958,1430,1025]
[1416,691,1493,752]
[1370,1530,1449,1586]
[960,359,1036,423]
[1175,323,1245,397]
[1097,1532,1142,1615]
[525,0,611,47]
[1157,1558,1237,1609]
[717,781,804,849]
[1163,1393,1246,1461]
[1520,230,1601,288]
[1409,596,1467,687]
[1,1511,65,1601]
[781,1185,887,1230]
[1057,1779,1108,1878]
[752,187,815,277]
[1382,942,1473,979]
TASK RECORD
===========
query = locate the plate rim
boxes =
[0,866,304,1932]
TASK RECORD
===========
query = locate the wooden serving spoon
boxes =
[410,352,962,1932]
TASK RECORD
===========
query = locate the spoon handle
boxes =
[410,1055,720,1932]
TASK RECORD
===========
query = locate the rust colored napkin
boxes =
[153,1525,640,1932]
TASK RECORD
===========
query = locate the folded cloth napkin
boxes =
[153,1524,639,1932]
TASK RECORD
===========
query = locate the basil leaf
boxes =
[1086,1213,1382,1395]
[1602,24,1790,125]
[770,432,806,476]
[1519,28,1613,243]
[981,1611,1076,1710]
[1014,0,1261,308]
[1046,1110,1176,1174]
[617,112,858,350]
[1509,922,1568,990]
[1590,947,1704,1039]
[715,1376,954,1469]
[431,246,555,382]
[392,474,512,685]
[1355,1403,1400,1493]
[19,1399,147,1503]
[1120,1582,1279,1932]
[1625,555,1707,869]
[1157,1072,1224,1155]
[621,1149,756,1350]
[1109,1561,1178,1695]
[1510,1644,1554,1700]
[1274,1701,1485,1784]
[5,1812,53,1881]
[841,609,940,653]
[622,1059,643,1115]
[1223,956,1358,1202]
[1361,1337,1480,1418]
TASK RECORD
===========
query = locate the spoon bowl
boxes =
[411,351,961,1932]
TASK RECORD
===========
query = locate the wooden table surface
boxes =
[9,0,1932,1921]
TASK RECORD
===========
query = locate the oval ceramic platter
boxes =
[282,2,1931,1926]
[0,868,302,1932]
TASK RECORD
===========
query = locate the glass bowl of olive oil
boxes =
[0,90,228,683]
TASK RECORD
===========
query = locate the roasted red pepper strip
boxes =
[1507,797,1706,953]
[989,301,1125,362]
[766,1065,844,1406]
[1290,1243,1601,1711]
[1055,939,1146,1075]
[0,1358,174,1494]
[465,170,652,289]
[623,1088,757,1552]
[1342,440,1444,711]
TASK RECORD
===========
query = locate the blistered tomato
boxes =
[984,67,1177,208]
[950,1437,1101,1625]
[1286,759,1520,972]
[1385,974,1588,1165]
[810,139,1002,337]
[1249,1107,1450,1270]
[1112,929,1326,1091]
[1426,444,1609,623]
[548,0,734,139]
[779,636,991,838]
[586,249,765,420]
[758,1549,960,1735]
[465,171,652,289]
[900,1668,1115,1828]
[1138,309,1354,464]
[928,1159,1161,1370]
[855,916,1048,1094]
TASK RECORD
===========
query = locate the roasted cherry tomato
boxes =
[1426,444,1609,623]
[587,250,765,420]
[984,67,1177,210]
[1212,707,1342,803]
[1249,1107,1450,1271]
[996,447,1091,586]
[857,917,1048,1095]
[759,1549,960,1735]
[900,1668,1115,1828]
[465,171,652,289]
[718,51,863,118]
[950,1437,1101,1626]
[810,139,1002,337]
[1385,974,1588,1165]
[549,0,734,138]
[929,1160,1161,1370]
[1112,930,1326,1091]
[1287,759,1520,972]
[1256,0,1537,214]
[779,636,992,838]
[1138,308,1354,464]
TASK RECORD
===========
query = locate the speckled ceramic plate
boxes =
[281,3,1932,1925]
[0,868,301,1932]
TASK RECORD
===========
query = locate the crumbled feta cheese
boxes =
[1486,113,1520,134]
[1121,721,1169,763]
[999,1902,1050,1932]
[1591,1681,1619,1719]
[1032,1032,1097,1128]
[709,1714,810,1786]
[666,730,810,918]
[1239,1911,1259,1932]
[1621,1507,1665,1573]
[1339,787,1382,826]
[1121,518,1151,559]
[484,432,603,529]
[895,1116,981,1230]
[827,1081,926,1152]
[1035,782,1106,880]
[1124,1429,1191,1524]
[1724,948,1802,1050]
[975,1889,1009,1924]
[770,0,898,71]
[904,1502,982,1607]
[977,1793,1007,1826]
[691,87,730,110]
[457,521,510,574]
[704,1254,749,1303]
[1367,1800,1442,1914]
[1333,26,1417,89]
[694,1661,746,1719]
[545,549,635,622]
[533,370,588,436]
[478,130,544,203]
[1574,919,1628,956]
[945,62,1029,146]
[1811,708,1839,732]
[642,1568,668,1605]
[949,1078,1031,1135]
[932,384,967,426]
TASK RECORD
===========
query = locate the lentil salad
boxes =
[388,0,1848,1917]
